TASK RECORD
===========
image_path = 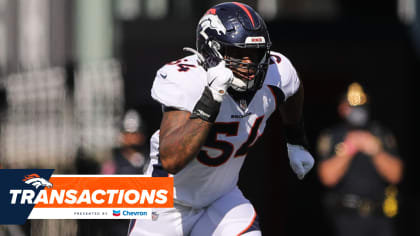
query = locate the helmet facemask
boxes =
[222,46,270,92]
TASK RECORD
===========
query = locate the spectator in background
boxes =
[316,82,403,236]
[102,109,149,175]
[92,109,149,236]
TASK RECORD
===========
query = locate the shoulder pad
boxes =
[151,55,207,112]
[264,51,300,102]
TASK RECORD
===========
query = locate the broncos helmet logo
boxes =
[22,173,53,189]
[198,13,226,41]
[198,12,227,61]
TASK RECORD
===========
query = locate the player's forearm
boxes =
[160,115,212,174]
[279,84,309,149]
[318,154,353,187]
[371,152,403,184]
[279,83,304,125]
[159,83,226,174]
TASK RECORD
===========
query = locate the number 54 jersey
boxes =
[146,51,300,208]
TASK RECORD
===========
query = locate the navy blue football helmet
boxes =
[196,2,272,92]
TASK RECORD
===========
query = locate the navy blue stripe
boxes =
[243,214,261,234]
[127,219,136,236]
[151,154,169,177]
[267,85,285,110]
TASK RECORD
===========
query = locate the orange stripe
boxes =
[237,210,257,236]
[22,173,40,181]
[207,8,216,15]
[233,2,255,27]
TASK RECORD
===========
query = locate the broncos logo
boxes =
[22,173,53,189]
[198,13,226,40]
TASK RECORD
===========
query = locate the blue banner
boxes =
[0,169,54,224]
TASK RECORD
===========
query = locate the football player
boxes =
[129,2,314,236]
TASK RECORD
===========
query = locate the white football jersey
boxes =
[146,51,300,208]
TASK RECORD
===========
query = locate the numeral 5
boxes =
[197,116,264,166]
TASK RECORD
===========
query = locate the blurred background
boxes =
[0,0,419,235]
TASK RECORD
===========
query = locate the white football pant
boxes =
[128,187,261,236]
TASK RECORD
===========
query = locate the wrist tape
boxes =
[190,86,221,122]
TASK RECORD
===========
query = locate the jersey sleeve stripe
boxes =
[267,85,285,110]
[237,210,260,235]
[151,155,170,177]
[128,219,137,235]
